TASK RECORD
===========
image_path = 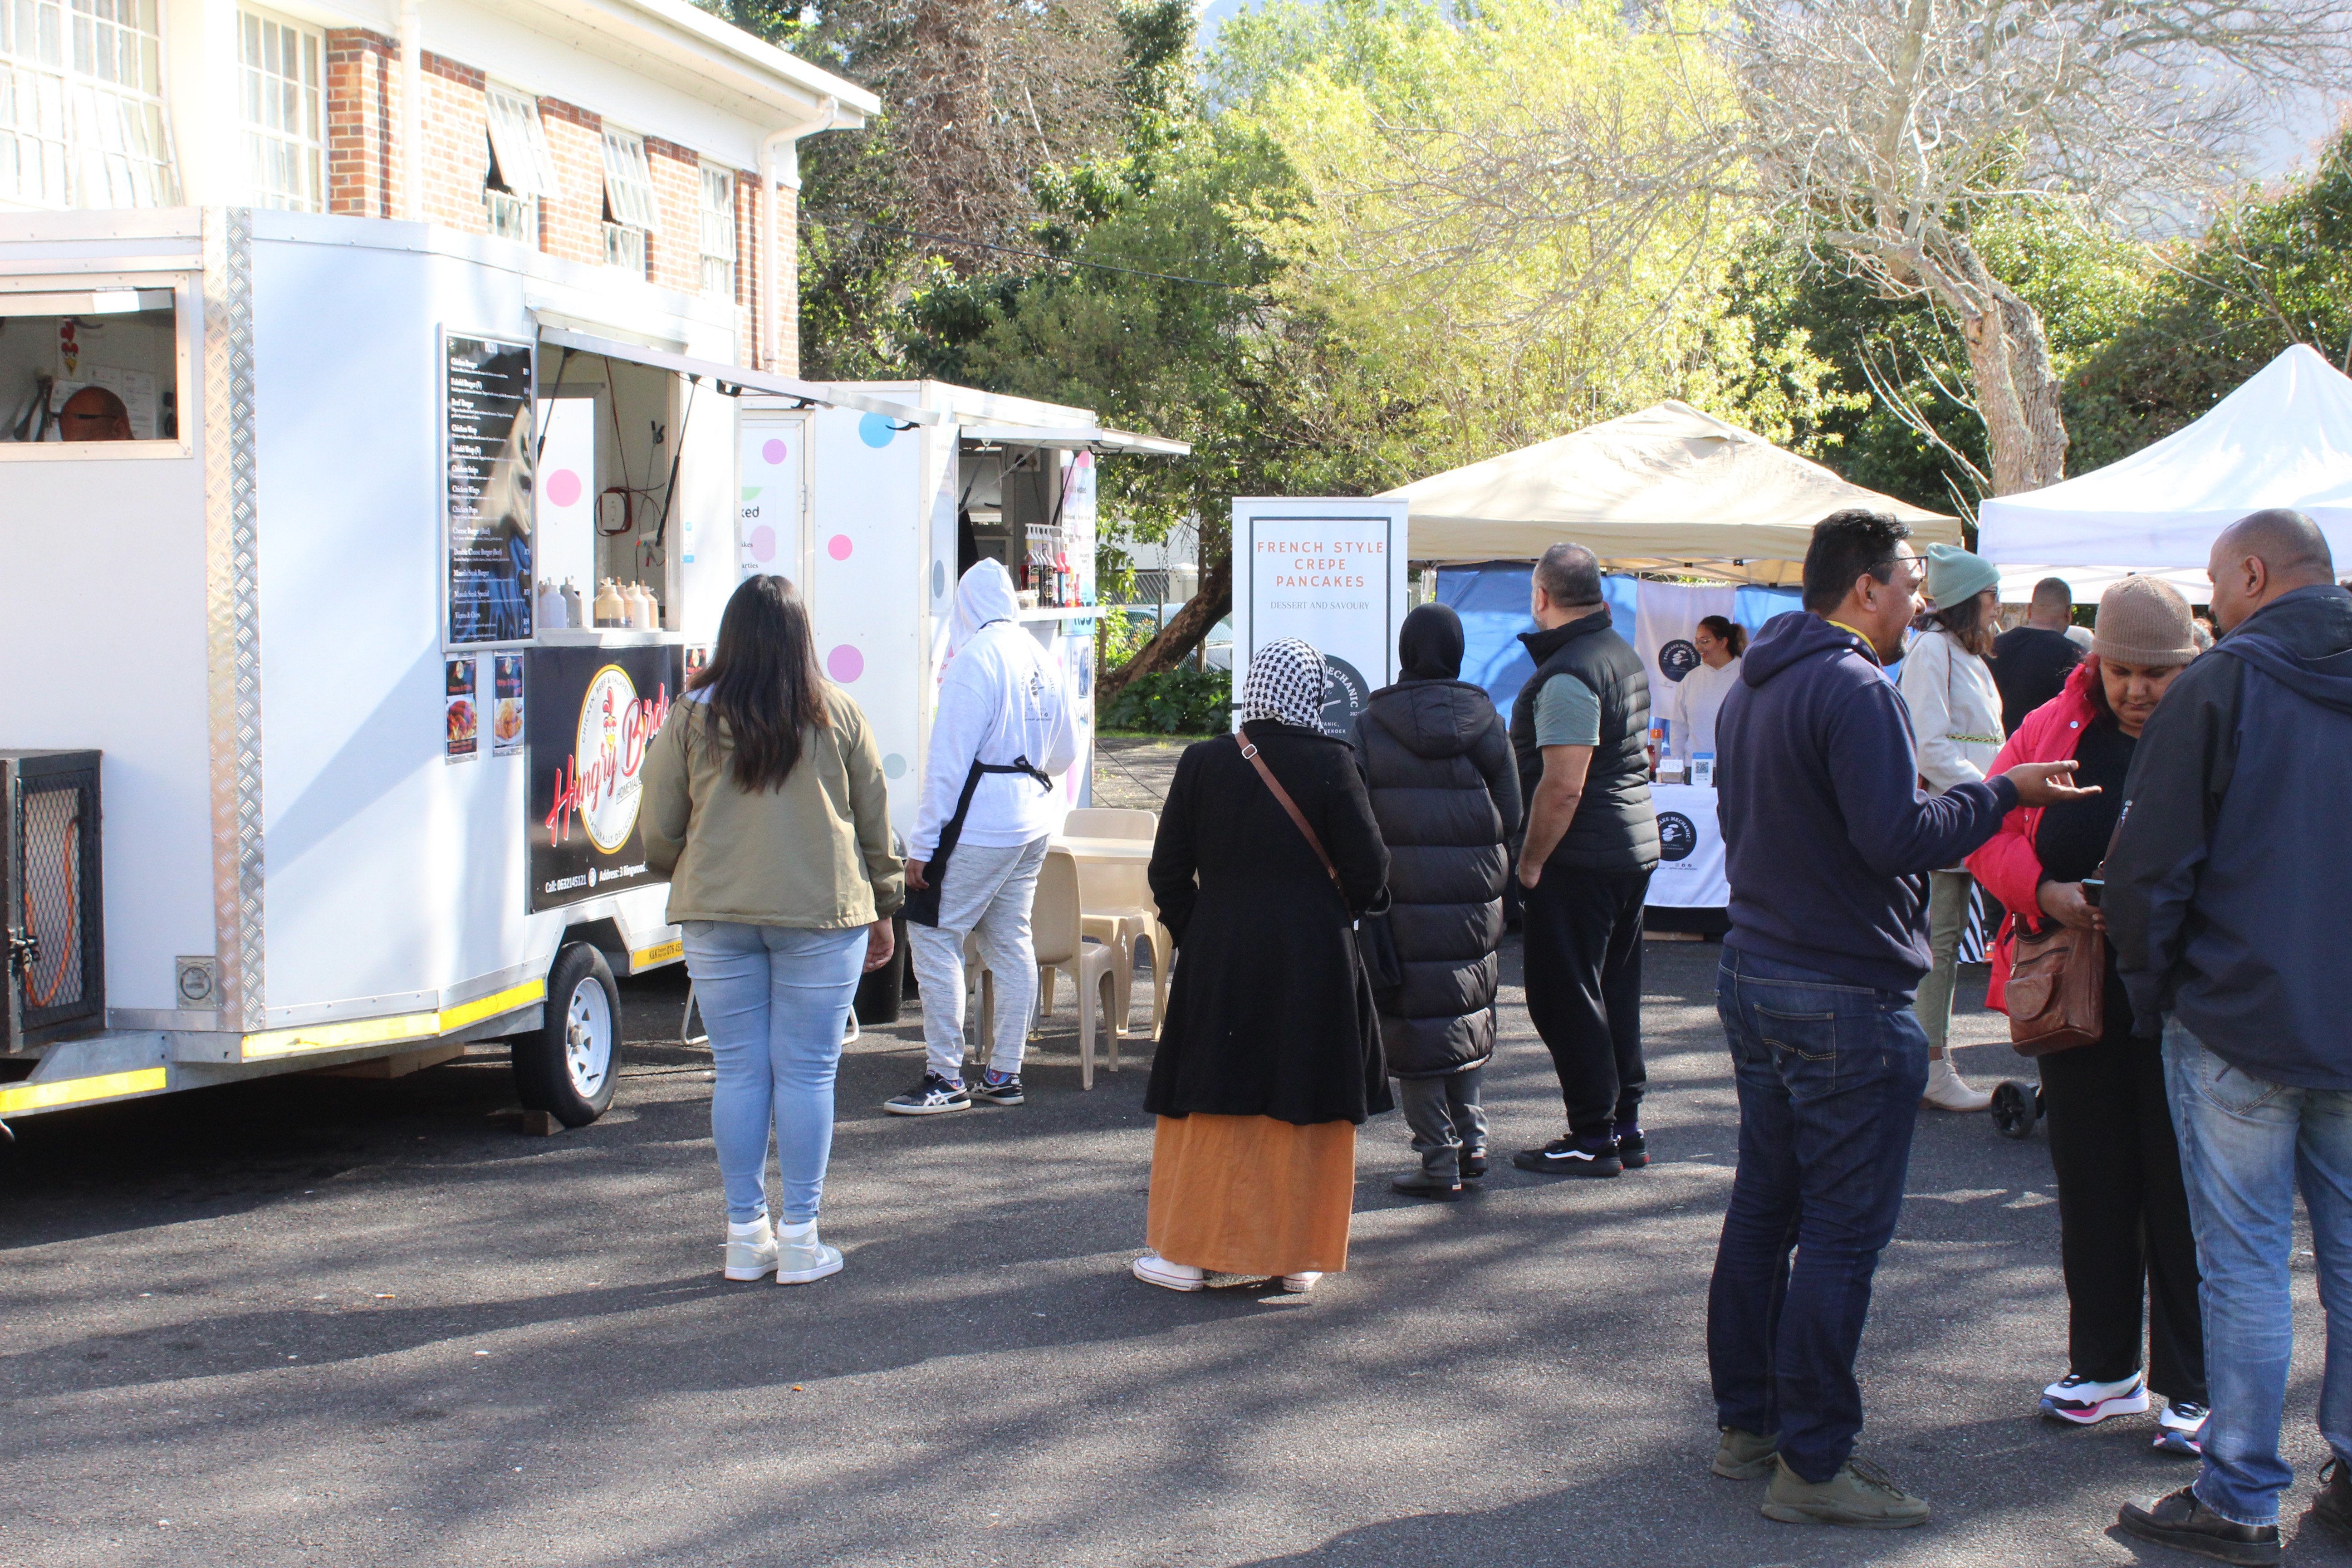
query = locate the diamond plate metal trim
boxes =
[203,208,265,1034]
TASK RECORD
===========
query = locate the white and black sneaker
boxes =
[2156,1401,2209,1455]
[884,1073,971,1116]
[2040,1370,2150,1425]
[1512,1134,1623,1178]
[969,1070,1026,1106]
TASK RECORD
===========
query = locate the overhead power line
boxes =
[799,209,1259,293]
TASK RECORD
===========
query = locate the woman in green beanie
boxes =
[1899,543,2006,1112]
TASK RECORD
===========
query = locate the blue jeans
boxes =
[2165,1019,2352,1527]
[683,921,867,1226]
[1707,948,1929,1482]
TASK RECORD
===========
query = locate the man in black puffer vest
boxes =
[1509,543,1660,1177]
[1352,603,1524,1200]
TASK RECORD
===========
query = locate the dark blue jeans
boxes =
[1707,948,1929,1482]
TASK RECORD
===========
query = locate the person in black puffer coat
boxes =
[1350,603,1524,1199]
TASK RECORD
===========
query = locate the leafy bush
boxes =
[1100,666,1230,735]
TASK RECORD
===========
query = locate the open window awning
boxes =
[536,325,937,426]
[959,422,1190,456]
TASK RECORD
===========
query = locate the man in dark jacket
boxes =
[2107,510,2352,1567]
[1352,603,1523,1200]
[1706,510,2092,1529]
[1992,576,2085,735]
[1508,543,1660,1178]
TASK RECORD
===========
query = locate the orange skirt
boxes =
[1145,1113,1355,1276]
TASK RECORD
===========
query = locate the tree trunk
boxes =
[1098,551,1231,697]
[1941,239,2069,495]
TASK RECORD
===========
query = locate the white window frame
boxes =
[0,0,177,210]
[0,270,196,461]
[483,82,557,200]
[697,162,735,297]
[237,6,322,212]
[599,125,657,232]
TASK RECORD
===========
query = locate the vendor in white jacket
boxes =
[1898,544,2007,1113]
[887,560,1079,1117]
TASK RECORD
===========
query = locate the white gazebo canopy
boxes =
[1979,343,2352,573]
[1381,400,1959,586]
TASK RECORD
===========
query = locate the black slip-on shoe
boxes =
[1461,1150,1489,1181]
[2118,1487,2280,1566]
[1512,1137,1622,1178]
[1390,1168,1464,1200]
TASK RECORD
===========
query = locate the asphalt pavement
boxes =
[5,939,2350,1568]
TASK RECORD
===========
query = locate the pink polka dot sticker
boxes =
[762,439,788,465]
[826,644,864,682]
[546,469,582,507]
[749,525,775,564]
[828,534,853,561]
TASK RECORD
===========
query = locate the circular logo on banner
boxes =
[1658,639,1701,683]
[1657,810,1699,863]
[576,664,647,854]
[1319,655,1372,736]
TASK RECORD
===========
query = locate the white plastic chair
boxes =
[1057,808,1171,1037]
[969,848,1119,1088]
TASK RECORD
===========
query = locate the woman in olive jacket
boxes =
[1133,637,1391,1294]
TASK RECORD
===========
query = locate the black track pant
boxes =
[1522,866,1651,1140]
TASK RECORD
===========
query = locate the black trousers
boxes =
[2039,997,2207,1402]
[1522,866,1651,1139]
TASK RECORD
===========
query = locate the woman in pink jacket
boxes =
[1968,579,2205,1450]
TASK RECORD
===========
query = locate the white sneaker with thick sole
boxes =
[2156,1401,2209,1455]
[1921,1058,1993,1112]
[1133,1253,1205,1292]
[1280,1272,1323,1293]
[2041,1370,2150,1424]
[724,1218,778,1282]
[774,1222,844,1285]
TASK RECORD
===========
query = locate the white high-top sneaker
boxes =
[724,1217,778,1282]
[1280,1272,1323,1293]
[1132,1252,1205,1291]
[1921,1057,1992,1112]
[775,1220,845,1285]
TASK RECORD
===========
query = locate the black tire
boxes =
[513,942,622,1127]
[1990,1078,2039,1140]
[853,915,909,1025]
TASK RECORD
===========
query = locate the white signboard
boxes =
[1232,497,1411,737]
[1647,783,1729,908]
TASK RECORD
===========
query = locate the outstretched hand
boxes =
[2005,759,2102,808]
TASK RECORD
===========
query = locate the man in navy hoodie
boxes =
[2108,510,2352,1568]
[1705,510,2093,1529]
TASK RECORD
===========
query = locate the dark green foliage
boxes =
[1099,666,1231,733]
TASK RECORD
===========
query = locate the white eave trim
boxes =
[504,0,880,121]
[961,423,1190,456]
[539,325,936,424]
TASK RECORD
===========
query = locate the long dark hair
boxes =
[692,575,830,792]
[1698,614,1746,658]
[1917,589,1998,660]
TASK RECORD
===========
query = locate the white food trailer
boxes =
[0,205,936,1127]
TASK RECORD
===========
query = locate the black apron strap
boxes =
[902,756,1054,928]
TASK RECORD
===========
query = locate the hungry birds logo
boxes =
[544,665,670,853]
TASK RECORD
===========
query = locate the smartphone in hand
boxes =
[2081,877,2104,907]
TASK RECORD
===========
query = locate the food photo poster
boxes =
[446,656,479,763]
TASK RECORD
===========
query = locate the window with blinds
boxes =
[483,83,556,200]
[698,163,735,297]
[599,126,657,231]
[0,0,177,209]
[238,9,321,211]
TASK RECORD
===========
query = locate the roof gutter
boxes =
[758,96,844,375]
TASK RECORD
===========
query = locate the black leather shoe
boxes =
[1461,1149,1489,1180]
[2118,1487,2280,1566]
[1390,1168,1463,1200]
[2313,1456,2352,1539]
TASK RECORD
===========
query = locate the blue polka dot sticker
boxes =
[882,753,907,779]
[858,412,896,448]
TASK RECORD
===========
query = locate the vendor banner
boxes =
[526,645,684,912]
[1632,581,1737,696]
[1646,783,1729,909]
[1232,497,1410,737]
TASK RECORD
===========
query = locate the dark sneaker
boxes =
[1615,1128,1650,1169]
[2119,1487,2280,1566]
[1461,1149,1489,1181]
[2156,1400,2209,1455]
[1712,1426,1779,1481]
[969,1070,1026,1106]
[1513,1135,1622,1178]
[2312,1457,2352,1539]
[884,1073,970,1116]
[1391,1168,1464,1200]
[1761,1456,1928,1529]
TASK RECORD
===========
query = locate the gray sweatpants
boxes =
[1399,1067,1489,1181]
[908,835,1049,1082]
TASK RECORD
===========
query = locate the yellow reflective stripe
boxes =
[630,938,683,970]
[240,979,548,1061]
[0,1067,168,1115]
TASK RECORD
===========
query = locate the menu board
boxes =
[443,331,535,646]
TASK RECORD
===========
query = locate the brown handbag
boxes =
[2006,917,2106,1056]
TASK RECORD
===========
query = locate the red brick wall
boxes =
[421,53,490,234]
[646,134,701,293]
[537,96,608,270]
[325,29,393,218]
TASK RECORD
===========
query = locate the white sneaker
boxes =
[1132,1252,1205,1292]
[724,1218,778,1282]
[2156,1400,2209,1455]
[1280,1272,1323,1293]
[774,1221,844,1285]
[1921,1058,1993,1112]
[2041,1370,2150,1424]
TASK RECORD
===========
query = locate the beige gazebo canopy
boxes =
[1381,400,1959,586]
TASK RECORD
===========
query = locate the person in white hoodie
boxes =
[1898,544,2007,1113]
[887,559,1079,1115]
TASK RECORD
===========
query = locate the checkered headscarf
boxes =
[1241,637,1327,729]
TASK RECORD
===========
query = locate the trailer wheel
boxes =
[514,943,622,1127]
[1990,1078,2040,1140]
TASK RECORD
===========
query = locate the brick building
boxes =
[0,0,874,374]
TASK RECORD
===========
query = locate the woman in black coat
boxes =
[1132,636,1391,1295]
[1350,603,1522,1199]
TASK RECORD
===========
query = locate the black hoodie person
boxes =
[1349,604,1524,1198]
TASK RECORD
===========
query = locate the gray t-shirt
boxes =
[1532,672,1602,747]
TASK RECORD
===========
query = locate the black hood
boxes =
[2219,584,2352,716]
[1363,679,1496,760]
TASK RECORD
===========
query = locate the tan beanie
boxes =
[2091,577,2199,666]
